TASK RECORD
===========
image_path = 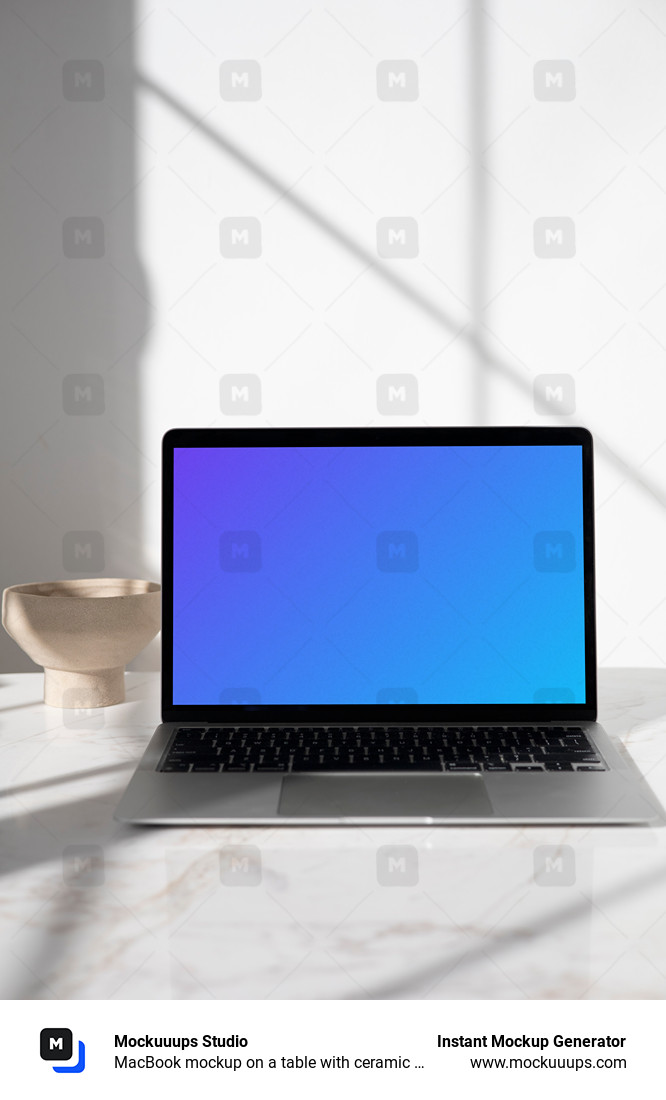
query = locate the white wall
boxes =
[2,0,666,672]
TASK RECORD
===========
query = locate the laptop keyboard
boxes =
[159,726,606,773]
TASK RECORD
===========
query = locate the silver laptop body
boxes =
[115,426,663,826]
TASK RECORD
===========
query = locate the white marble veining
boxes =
[1,670,665,1000]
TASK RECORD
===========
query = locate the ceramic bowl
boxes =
[2,578,161,708]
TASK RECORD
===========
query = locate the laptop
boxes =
[115,425,663,825]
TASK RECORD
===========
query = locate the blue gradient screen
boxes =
[173,445,586,706]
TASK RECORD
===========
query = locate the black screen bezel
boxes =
[161,425,597,723]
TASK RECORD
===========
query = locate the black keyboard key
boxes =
[539,752,580,762]
[438,747,458,761]
[192,763,221,772]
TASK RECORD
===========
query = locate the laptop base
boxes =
[114,722,664,826]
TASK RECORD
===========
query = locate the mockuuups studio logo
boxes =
[219,217,262,258]
[377,845,419,886]
[533,217,575,258]
[534,845,576,886]
[377,530,419,573]
[377,374,419,415]
[62,217,105,259]
[220,845,262,886]
[63,60,105,101]
[63,374,105,416]
[62,531,105,573]
[533,61,576,102]
[63,845,105,887]
[219,687,261,705]
[533,373,576,415]
[533,531,575,573]
[40,1028,86,1073]
[62,686,105,729]
[220,374,262,415]
[220,60,262,101]
[220,531,261,572]
[376,217,419,258]
[533,687,574,704]
[377,687,418,704]
[376,60,419,101]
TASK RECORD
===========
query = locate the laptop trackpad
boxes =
[279,774,494,818]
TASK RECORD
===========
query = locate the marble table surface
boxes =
[1,670,666,1001]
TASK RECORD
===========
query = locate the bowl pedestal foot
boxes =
[44,666,125,709]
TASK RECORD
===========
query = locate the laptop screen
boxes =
[171,442,586,707]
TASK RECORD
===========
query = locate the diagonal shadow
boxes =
[1,785,153,999]
[0,762,133,799]
[137,82,485,343]
[6,880,104,999]
[0,786,139,992]
[343,860,666,999]
[136,74,666,512]
[0,699,44,714]
[0,785,139,879]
